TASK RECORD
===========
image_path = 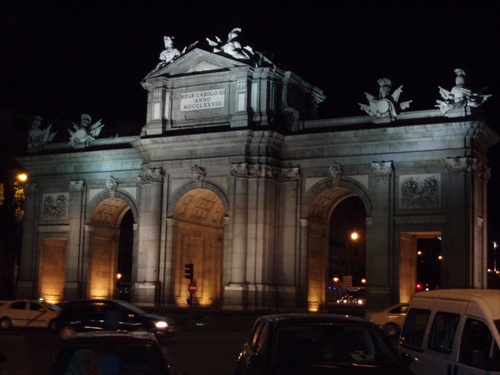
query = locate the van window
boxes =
[427,312,459,354]
[401,308,431,349]
[459,318,500,371]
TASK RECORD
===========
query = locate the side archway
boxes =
[86,190,137,299]
[305,178,370,311]
[169,186,225,307]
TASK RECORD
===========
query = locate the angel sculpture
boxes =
[359,78,412,118]
[68,113,104,147]
[436,69,491,114]
[28,115,58,150]
[206,28,252,60]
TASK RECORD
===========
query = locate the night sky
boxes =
[1,2,499,234]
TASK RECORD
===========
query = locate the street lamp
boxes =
[16,173,28,183]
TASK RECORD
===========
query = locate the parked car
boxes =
[56,299,175,341]
[48,330,172,374]
[235,313,415,374]
[0,299,61,331]
[400,289,500,375]
[365,303,409,337]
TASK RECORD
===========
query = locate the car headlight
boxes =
[155,321,168,329]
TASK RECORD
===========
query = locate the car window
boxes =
[114,300,146,314]
[255,322,269,353]
[29,302,44,312]
[401,308,431,348]
[427,312,460,354]
[390,305,408,314]
[459,318,500,371]
[45,303,61,311]
[250,321,266,348]
[9,301,26,310]
[275,324,396,365]
[51,342,168,374]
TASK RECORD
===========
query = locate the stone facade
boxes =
[16,47,498,311]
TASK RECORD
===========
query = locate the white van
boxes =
[399,289,500,375]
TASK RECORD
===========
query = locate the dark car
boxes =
[57,299,175,341]
[48,330,172,374]
[235,313,415,375]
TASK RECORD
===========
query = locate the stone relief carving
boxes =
[359,78,412,118]
[444,157,473,172]
[400,174,440,209]
[230,163,247,177]
[140,168,165,184]
[42,193,69,220]
[191,164,207,183]
[279,168,300,181]
[68,114,105,147]
[27,116,58,151]
[436,69,491,115]
[230,163,297,181]
[328,162,344,180]
[371,161,393,176]
[69,180,85,192]
[106,176,118,191]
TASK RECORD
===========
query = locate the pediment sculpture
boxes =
[207,28,252,60]
[436,69,491,115]
[27,115,58,151]
[68,113,105,147]
[156,36,181,69]
[359,78,412,118]
[206,28,273,67]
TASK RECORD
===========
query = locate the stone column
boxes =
[224,163,249,309]
[229,163,248,284]
[65,180,86,300]
[134,168,164,306]
[17,183,39,298]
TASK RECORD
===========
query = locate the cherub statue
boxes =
[68,113,105,147]
[436,68,491,114]
[206,28,252,60]
[156,36,181,68]
[359,78,412,118]
[27,115,57,150]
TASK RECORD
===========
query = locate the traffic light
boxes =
[184,263,194,281]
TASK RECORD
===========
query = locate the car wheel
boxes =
[0,318,12,330]
[383,323,400,338]
[59,326,76,340]
[48,319,58,332]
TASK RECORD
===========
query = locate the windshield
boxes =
[44,302,62,311]
[50,342,166,374]
[114,300,146,314]
[275,324,397,366]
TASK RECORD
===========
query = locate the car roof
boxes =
[66,330,158,344]
[412,289,500,318]
[256,313,372,326]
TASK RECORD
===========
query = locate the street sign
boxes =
[188,281,197,295]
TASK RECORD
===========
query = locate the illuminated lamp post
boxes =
[333,277,340,300]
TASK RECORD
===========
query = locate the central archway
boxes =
[170,188,225,307]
